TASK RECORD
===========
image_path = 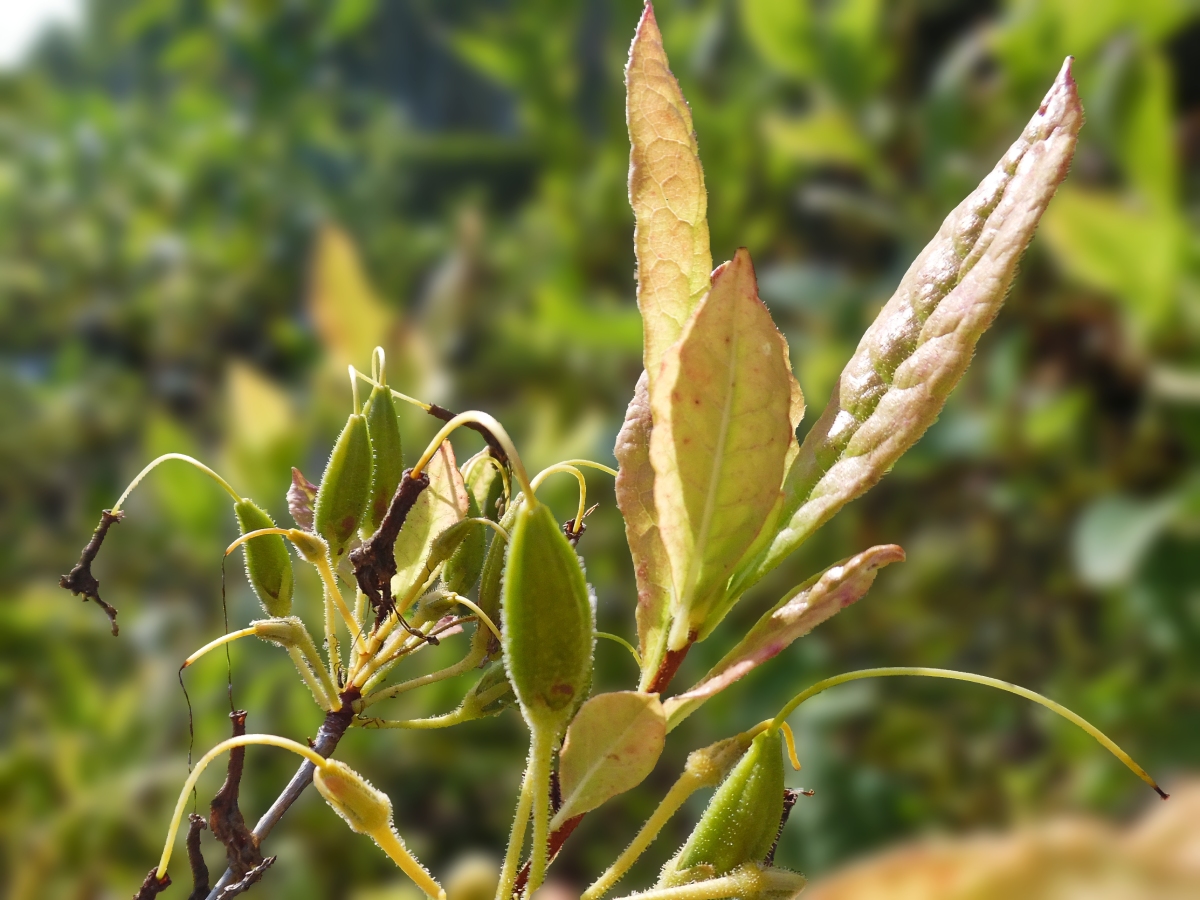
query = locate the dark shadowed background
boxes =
[2,1,1200,897]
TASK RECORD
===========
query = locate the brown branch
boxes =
[132,870,171,899]
[203,688,359,900]
[60,509,123,635]
[185,815,210,900]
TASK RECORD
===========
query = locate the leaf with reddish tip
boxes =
[740,58,1084,592]
[627,1,713,390]
[650,249,795,650]
[552,691,667,828]
[665,544,905,730]
[615,371,674,687]
[287,467,318,531]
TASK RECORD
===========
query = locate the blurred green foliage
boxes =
[2,0,1200,897]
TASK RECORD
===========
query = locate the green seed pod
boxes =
[363,383,403,534]
[314,759,392,835]
[501,500,594,736]
[660,729,786,886]
[287,528,329,566]
[462,661,516,718]
[234,498,293,617]
[314,413,373,562]
[443,493,486,595]
[463,449,506,520]
[473,499,520,656]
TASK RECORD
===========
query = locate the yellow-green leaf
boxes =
[391,441,469,604]
[650,249,794,648]
[627,2,712,391]
[308,225,393,369]
[615,371,674,686]
[552,691,666,827]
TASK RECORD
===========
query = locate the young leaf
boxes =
[614,371,674,686]
[309,226,393,369]
[627,1,713,389]
[743,58,1084,591]
[650,249,795,649]
[665,545,905,730]
[553,691,667,827]
[392,441,469,603]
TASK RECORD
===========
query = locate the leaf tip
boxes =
[1036,56,1084,136]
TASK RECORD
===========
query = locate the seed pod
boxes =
[463,449,506,520]
[314,759,392,835]
[660,729,786,886]
[314,413,373,562]
[443,493,486,595]
[501,501,594,735]
[287,528,329,566]
[364,383,404,534]
[472,500,520,657]
[461,661,516,719]
[234,499,293,617]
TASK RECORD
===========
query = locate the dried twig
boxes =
[60,509,123,635]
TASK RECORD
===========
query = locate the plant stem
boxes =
[525,726,555,896]
[111,453,241,514]
[495,745,537,900]
[372,827,446,900]
[582,769,704,900]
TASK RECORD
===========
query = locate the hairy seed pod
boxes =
[501,501,594,735]
[455,660,517,721]
[313,759,392,835]
[314,413,373,562]
[661,729,785,886]
[287,528,329,566]
[472,500,520,656]
[234,499,293,617]
[443,493,486,595]
[364,383,403,534]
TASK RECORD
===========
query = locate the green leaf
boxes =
[308,226,394,370]
[650,249,795,647]
[627,2,713,392]
[740,0,815,79]
[665,545,904,730]
[1072,494,1177,588]
[741,58,1084,593]
[615,371,674,686]
[552,691,666,827]
[391,441,469,604]
[1041,187,1178,334]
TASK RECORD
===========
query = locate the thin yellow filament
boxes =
[182,626,257,668]
[112,453,240,514]
[157,735,326,878]
[771,667,1165,798]
[409,411,533,502]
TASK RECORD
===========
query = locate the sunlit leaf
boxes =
[392,441,469,603]
[627,2,713,392]
[309,225,394,369]
[741,59,1084,592]
[553,691,666,826]
[615,371,674,684]
[1072,494,1176,588]
[665,545,904,729]
[650,249,795,647]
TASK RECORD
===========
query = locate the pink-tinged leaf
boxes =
[287,467,318,532]
[650,249,795,650]
[743,59,1083,591]
[665,544,905,730]
[615,371,675,688]
[391,441,469,605]
[627,1,713,391]
[552,691,667,827]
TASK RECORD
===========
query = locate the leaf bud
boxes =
[364,382,404,533]
[314,413,373,562]
[660,729,786,886]
[501,500,595,736]
[233,498,293,617]
[287,528,330,566]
